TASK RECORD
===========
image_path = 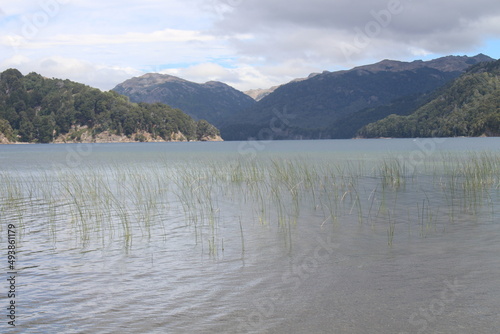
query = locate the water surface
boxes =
[1,138,499,333]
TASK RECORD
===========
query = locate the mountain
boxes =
[0,69,221,144]
[353,54,492,73]
[112,73,256,127]
[244,86,279,101]
[244,73,322,101]
[358,59,500,138]
[219,54,494,140]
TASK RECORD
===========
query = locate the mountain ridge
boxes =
[218,54,495,140]
[357,59,500,138]
[351,54,492,73]
[242,54,493,102]
[113,73,255,127]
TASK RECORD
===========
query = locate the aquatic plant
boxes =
[2,150,499,254]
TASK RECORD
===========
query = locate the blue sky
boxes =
[1,0,500,91]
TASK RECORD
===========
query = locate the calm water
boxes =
[1,138,499,333]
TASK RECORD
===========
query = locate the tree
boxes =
[196,119,219,140]
[18,112,36,142]
[38,115,56,143]
[0,119,16,142]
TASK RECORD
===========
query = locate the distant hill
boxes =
[0,69,221,144]
[112,73,256,127]
[219,54,494,140]
[358,59,500,138]
[244,86,279,101]
[244,73,323,101]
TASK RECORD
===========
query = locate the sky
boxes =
[1,0,500,92]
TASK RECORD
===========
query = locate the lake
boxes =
[1,138,499,333]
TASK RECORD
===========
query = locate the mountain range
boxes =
[219,54,494,140]
[112,54,494,141]
[1,54,498,144]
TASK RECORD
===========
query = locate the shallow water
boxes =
[1,138,499,333]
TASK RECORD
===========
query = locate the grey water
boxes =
[1,138,499,333]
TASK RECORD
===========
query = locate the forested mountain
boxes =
[358,60,500,138]
[0,69,221,144]
[4,54,494,144]
[112,73,255,127]
[219,54,493,140]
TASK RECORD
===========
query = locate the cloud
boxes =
[2,29,214,49]
[1,55,141,90]
[1,0,500,93]
[171,63,235,81]
[212,0,500,65]
[165,62,280,91]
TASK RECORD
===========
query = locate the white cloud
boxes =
[1,55,141,91]
[0,55,32,70]
[165,63,271,91]
[169,63,233,81]
[212,0,500,67]
[2,29,214,49]
[1,0,499,92]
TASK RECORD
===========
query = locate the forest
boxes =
[0,69,220,143]
[358,60,500,138]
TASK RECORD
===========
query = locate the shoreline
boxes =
[0,129,223,145]
[0,138,224,145]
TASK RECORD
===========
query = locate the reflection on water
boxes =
[1,139,499,333]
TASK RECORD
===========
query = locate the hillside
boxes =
[358,60,500,138]
[243,74,319,101]
[0,69,221,144]
[244,86,279,101]
[112,73,255,127]
[219,54,493,140]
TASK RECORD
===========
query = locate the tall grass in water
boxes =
[167,152,500,249]
[438,151,500,217]
[2,151,499,253]
[379,157,408,190]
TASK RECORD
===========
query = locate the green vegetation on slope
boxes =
[0,69,220,143]
[358,60,500,138]
[112,74,256,127]
[220,55,492,140]
[220,67,463,140]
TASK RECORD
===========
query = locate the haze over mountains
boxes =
[113,54,495,140]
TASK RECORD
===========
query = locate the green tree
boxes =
[18,112,36,142]
[38,115,56,143]
[196,119,220,140]
[0,119,16,142]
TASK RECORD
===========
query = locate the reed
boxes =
[2,150,499,253]
[379,157,407,190]
[387,212,395,247]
